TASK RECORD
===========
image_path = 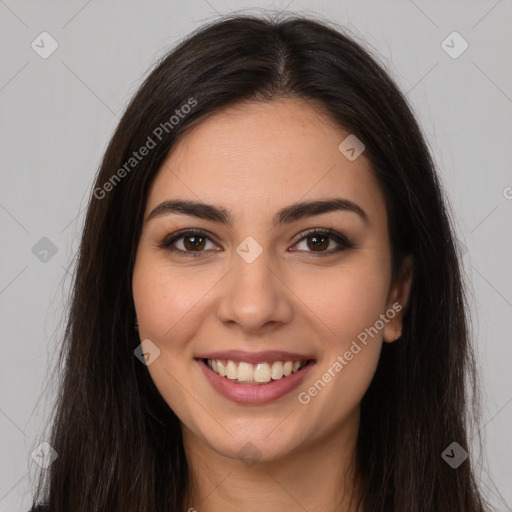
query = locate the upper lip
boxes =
[196,350,315,364]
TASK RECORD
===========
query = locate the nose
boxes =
[216,249,294,335]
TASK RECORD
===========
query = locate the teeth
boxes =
[237,362,253,381]
[205,358,309,384]
[271,361,284,380]
[225,360,238,380]
[254,362,271,383]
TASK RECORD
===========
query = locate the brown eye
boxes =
[159,229,219,257]
[182,234,206,251]
[160,228,354,258]
[292,229,354,256]
[305,234,330,252]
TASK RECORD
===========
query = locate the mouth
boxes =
[202,357,313,385]
[195,355,316,404]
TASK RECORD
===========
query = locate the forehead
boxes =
[146,98,387,226]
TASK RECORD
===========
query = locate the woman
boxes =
[30,12,490,512]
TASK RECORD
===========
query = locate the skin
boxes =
[132,97,413,512]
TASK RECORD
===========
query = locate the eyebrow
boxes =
[146,198,369,227]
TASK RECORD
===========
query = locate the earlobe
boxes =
[383,255,414,343]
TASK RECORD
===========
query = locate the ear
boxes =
[383,255,413,343]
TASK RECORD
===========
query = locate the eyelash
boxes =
[158,228,355,258]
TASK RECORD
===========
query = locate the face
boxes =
[132,97,412,463]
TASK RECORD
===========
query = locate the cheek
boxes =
[293,264,387,419]
[132,254,214,418]
[292,258,390,349]
[132,252,215,340]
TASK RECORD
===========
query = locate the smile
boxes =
[205,358,309,385]
[196,355,316,404]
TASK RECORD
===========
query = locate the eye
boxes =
[291,228,354,256]
[159,229,220,257]
[159,228,354,258]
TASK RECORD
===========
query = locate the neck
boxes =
[182,408,362,512]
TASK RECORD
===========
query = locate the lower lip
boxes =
[197,359,315,405]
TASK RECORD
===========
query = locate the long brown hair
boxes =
[31,12,490,512]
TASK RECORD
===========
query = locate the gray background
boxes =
[1,1,511,510]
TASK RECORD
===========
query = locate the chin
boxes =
[195,418,303,464]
